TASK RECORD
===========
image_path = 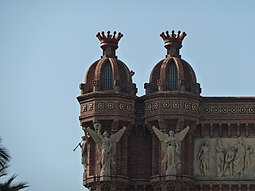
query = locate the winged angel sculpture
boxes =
[87,123,126,176]
[152,120,190,175]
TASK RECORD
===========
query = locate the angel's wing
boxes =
[152,126,168,142]
[110,126,126,143]
[152,126,168,162]
[87,127,102,148]
[175,126,190,142]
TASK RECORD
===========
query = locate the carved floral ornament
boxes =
[81,103,93,112]
[194,138,255,179]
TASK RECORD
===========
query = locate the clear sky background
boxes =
[1,1,255,191]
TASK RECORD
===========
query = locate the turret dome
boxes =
[145,30,201,95]
[80,31,137,95]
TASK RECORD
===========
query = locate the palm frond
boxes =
[10,181,29,191]
[0,174,29,191]
[0,164,9,177]
[0,139,11,168]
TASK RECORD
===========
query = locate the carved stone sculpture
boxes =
[244,144,253,175]
[195,137,255,178]
[87,123,126,176]
[152,122,190,175]
[81,135,88,178]
[198,140,209,176]
[223,146,235,176]
[233,137,246,176]
[216,139,225,177]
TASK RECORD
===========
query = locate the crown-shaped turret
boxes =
[96,31,123,58]
[160,30,186,57]
[79,31,137,95]
[145,30,201,95]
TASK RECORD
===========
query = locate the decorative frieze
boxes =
[145,101,198,111]
[96,102,133,112]
[119,103,132,111]
[80,102,133,113]
[184,102,198,111]
[97,102,106,109]
[202,105,255,115]
[172,101,181,109]
[146,102,159,111]
[194,138,255,179]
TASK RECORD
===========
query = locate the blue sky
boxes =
[1,1,255,191]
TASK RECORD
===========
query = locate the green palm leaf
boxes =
[0,138,11,168]
[0,174,29,191]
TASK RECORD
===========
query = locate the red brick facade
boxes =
[77,31,255,191]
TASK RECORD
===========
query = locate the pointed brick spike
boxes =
[96,32,102,41]
[113,31,117,39]
[180,32,187,40]
[171,30,176,38]
[160,32,166,40]
[166,31,170,38]
[102,31,106,38]
[107,31,111,38]
[116,32,123,41]
[177,31,181,38]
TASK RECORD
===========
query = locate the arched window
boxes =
[101,61,113,90]
[166,61,177,90]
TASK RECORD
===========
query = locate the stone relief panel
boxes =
[81,102,94,113]
[194,138,255,179]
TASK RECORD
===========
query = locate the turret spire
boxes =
[160,30,186,57]
[96,31,123,58]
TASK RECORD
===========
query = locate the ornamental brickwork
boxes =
[77,31,255,191]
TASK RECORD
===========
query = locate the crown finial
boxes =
[96,31,123,58]
[160,30,187,57]
[96,31,123,45]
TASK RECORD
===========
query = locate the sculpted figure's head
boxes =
[238,137,243,144]
[94,122,101,133]
[103,131,109,138]
[169,130,174,137]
